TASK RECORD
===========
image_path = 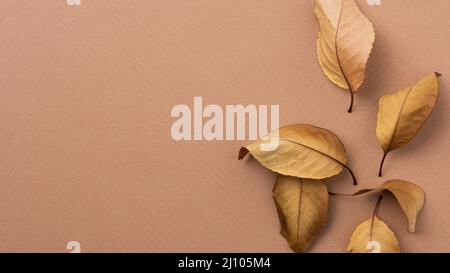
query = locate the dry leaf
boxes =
[239,124,357,185]
[333,180,425,233]
[347,216,400,253]
[314,0,375,112]
[377,73,441,176]
[273,175,328,252]
[381,180,425,233]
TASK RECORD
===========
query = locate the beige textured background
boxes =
[1,0,449,252]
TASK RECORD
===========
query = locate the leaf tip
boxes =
[408,222,416,233]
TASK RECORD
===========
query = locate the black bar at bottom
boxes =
[0,253,446,272]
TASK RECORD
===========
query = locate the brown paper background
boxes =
[1,0,449,252]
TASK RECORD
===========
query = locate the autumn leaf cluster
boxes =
[239,0,440,253]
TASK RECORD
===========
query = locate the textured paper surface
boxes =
[0,0,449,252]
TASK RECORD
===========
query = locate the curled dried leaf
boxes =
[381,180,425,233]
[314,0,375,112]
[347,216,400,253]
[239,124,357,185]
[377,73,441,176]
[273,175,328,253]
[332,180,425,233]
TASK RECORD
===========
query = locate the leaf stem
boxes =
[378,152,388,177]
[370,196,383,240]
[344,165,358,186]
[348,89,354,113]
[329,192,354,197]
[328,189,374,197]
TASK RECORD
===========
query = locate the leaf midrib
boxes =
[384,82,419,153]
[283,139,348,169]
[334,0,353,92]
[296,180,304,251]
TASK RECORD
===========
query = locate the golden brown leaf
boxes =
[377,73,441,176]
[314,0,375,112]
[381,180,425,233]
[273,175,328,252]
[333,180,425,233]
[239,124,357,185]
[347,217,400,253]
